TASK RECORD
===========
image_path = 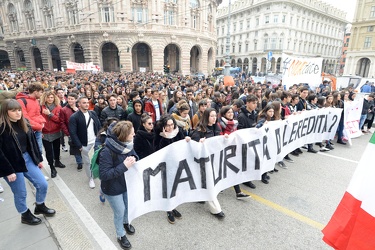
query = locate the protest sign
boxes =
[126,108,342,223]
[343,99,363,144]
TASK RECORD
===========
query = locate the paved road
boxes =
[42,134,368,250]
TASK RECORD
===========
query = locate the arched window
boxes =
[8,3,19,32]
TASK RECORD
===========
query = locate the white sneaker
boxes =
[44,175,50,181]
[89,178,95,189]
[0,183,4,193]
[62,146,68,152]
[320,147,330,152]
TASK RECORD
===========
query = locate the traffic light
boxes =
[164,65,167,73]
[167,65,170,73]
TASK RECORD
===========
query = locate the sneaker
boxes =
[77,164,83,172]
[326,144,334,150]
[99,192,105,203]
[290,151,299,156]
[307,148,318,153]
[172,209,182,219]
[0,183,3,193]
[243,181,256,189]
[62,146,68,152]
[117,235,132,249]
[319,147,330,152]
[261,178,269,184]
[89,178,95,189]
[296,148,303,154]
[44,175,50,181]
[284,155,294,163]
[236,192,250,199]
[273,168,279,172]
[167,212,175,224]
[277,161,288,169]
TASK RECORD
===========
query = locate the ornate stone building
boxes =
[0,0,220,75]
[216,0,348,75]
[344,0,375,77]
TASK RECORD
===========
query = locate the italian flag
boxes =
[322,133,375,249]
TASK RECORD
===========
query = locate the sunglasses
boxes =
[147,122,153,125]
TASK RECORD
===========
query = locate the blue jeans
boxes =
[359,114,367,130]
[34,131,43,154]
[74,154,82,164]
[104,192,129,238]
[4,152,48,214]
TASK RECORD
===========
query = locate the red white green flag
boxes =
[322,133,375,249]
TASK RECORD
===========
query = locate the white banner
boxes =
[65,61,100,71]
[281,54,323,90]
[126,108,342,223]
[343,99,364,143]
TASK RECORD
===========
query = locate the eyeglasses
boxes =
[187,93,193,96]
[147,122,153,125]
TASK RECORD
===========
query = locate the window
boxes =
[246,43,249,52]
[164,10,174,25]
[256,17,259,26]
[265,16,269,24]
[232,45,235,53]
[233,23,236,32]
[371,6,375,18]
[239,44,242,53]
[24,0,36,30]
[368,26,374,32]
[274,15,278,23]
[222,26,224,34]
[103,7,114,22]
[364,37,372,48]
[42,0,54,28]
[270,38,276,49]
[247,19,250,28]
[240,34,242,39]
[8,3,18,32]
[282,15,286,23]
[346,38,349,43]
[192,15,196,29]
[264,38,268,50]
[131,6,148,23]
[66,0,79,26]
[255,30,258,37]
[240,21,243,30]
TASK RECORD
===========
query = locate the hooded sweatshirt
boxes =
[127,99,144,133]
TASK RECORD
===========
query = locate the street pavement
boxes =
[0,133,370,250]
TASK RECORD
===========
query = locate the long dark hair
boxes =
[155,114,177,133]
[196,108,217,133]
[258,103,275,122]
[0,99,28,134]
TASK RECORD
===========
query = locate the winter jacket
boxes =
[154,129,185,151]
[100,105,127,125]
[190,123,221,141]
[69,110,101,148]
[0,123,42,177]
[237,106,257,129]
[60,105,77,136]
[127,100,144,133]
[134,125,155,160]
[41,105,62,134]
[15,92,45,131]
[144,99,164,123]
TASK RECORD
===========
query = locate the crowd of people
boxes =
[0,70,374,249]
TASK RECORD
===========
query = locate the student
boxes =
[217,106,250,199]
[127,99,144,133]
[190,108,226,218]
[237,94,258,189]
[0,99,55,225]
[99,121,137,249]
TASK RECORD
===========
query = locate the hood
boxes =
[16,92,32,100]
[132,99,144,113]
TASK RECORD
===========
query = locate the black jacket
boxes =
[99,145,138,196]
[134,125,155,159]
[127,100,144,133]
[190,123,221,141]
[69,110,101,148]
[0,123,42,177]
[100,105,127,125]
[154,129,185,151]
[237,106,257,129]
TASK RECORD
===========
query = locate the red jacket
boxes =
[41,105,62,134]
[144,99,163,123]
[60,105,77,136]
[16,92,46,131]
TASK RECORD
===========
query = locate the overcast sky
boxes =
[219,0,358,22]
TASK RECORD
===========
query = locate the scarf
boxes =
[172,113,191,132]
[159,126,179,139]
[219,117,238,133]
[46,103,56,112]
[105,123,133,155]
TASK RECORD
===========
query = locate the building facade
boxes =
[216,0,348,76]
[338,25,351,76]
[344,0,375,77]
[0,0,221,75]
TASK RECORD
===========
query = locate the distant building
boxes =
[344,0,375,77]
[216,0,348,76]
[0,0,221,75]
[339,25,351,76]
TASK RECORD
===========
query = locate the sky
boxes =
[219,0,357,22]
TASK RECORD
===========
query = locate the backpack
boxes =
[90,144,117,179]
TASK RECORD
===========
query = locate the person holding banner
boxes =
[154,114,190,224]
[99,121,138,250]
[190,108,226,219]
[217,106,250,199]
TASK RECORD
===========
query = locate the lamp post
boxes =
[224,0,231,76]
